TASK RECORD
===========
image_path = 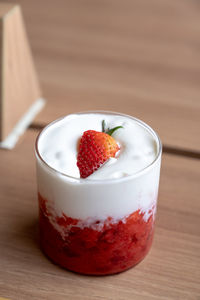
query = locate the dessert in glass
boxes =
[35,111,162,275]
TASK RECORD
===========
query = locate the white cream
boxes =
[38,113,158,179]
[35,112,161,222]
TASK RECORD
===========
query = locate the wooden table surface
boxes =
[0,0,200,299]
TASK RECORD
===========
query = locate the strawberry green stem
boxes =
[102,120,123,136]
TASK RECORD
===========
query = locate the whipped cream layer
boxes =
[36,112,161,221]
[38,113,158,180]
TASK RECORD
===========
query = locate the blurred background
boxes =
[2,0,200,150]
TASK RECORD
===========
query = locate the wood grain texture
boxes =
[0,130,199,300]
[0,4,41,141]
[4,0,200,151]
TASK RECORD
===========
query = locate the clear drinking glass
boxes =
[35,111,162,275]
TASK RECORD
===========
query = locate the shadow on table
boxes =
[16,215,40,252]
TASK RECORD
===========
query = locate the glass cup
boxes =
[35,111,162,275]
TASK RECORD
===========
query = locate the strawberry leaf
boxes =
[106,126,123,136]
[102,120,106,133]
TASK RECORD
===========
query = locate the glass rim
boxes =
[35,110,162,184]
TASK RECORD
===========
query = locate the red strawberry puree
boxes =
[39,193,155,275]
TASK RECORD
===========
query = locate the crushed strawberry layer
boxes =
[39,193,155,275]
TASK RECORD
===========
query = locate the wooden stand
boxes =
[0,3,44,148]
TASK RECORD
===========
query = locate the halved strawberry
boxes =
[77,120,123,178]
